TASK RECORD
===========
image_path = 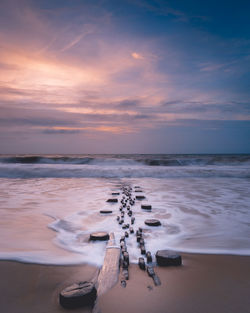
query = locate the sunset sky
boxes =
[0,0,249,154]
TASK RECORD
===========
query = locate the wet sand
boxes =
[0,254,250,313]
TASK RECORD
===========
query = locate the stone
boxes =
[138,257,145,270]
[146,251,152,263]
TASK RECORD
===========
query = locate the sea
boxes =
[0,154,250,266]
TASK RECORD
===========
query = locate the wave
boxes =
[0,164,250,179]
[0,155,94,164]
[0,154,250,167]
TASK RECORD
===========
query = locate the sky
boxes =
[0,0,250,154]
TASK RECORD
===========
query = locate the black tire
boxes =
[89,232,109,241]
[156,250,182,266]
[141,204,152,210]
[59,281,97,309]
[144,219,161,226]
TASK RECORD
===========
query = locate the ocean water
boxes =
[0,154,250,266]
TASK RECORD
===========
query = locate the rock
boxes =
[123,251,129,265]
[106,199,118,203]
[139,238,144,247]
[136,195,145,200]
[90,232,109,241]
[117,216,120,221]
[138,257,145,270]
[100,210,113,214]
[141,246,146,255]
[153,275,161,286]
[122,269,129,280]
[59,281,97,309]
[146,251,152,263]
[156,250,182,266]
[129,227,134,233]
[125,231,129,238]
[144,219,161,226]
[121,280,127,288]
[146,266,161,286]
[122,224,127,229]
[122,260,129,269]
[146,266,155,277]
[137,235,142,243]
[141,204,152,210]
[136,230,142,236]
[120,236,125,242]
[131,217,135,224]
[121,247,127,254]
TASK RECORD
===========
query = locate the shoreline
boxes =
[0,253,249,313]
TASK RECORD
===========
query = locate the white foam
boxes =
[0,177,250,266]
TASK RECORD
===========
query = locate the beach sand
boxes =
[0,254,249,313]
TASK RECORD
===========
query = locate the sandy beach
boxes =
[0,253,249,313]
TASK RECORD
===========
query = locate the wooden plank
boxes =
[96,232,121,296]
[92,233,120,313]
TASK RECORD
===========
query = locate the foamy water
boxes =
[0,154,250,266]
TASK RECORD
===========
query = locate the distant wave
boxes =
[0,154,250,167]
[0,155,94,164]
[0,164,250,179]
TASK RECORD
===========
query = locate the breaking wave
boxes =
[0,154,250,166]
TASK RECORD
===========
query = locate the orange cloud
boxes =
[131,52,144,60]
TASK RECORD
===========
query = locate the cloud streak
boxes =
[0,0,249,153]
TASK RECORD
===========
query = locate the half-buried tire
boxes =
[144,219,161,226]
[156,250,182,266]
[90,232,109,241]
[59,281,97,309]
[141,204,152,210]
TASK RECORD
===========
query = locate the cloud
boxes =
[42,128,82,134]
[131,52,144,60]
